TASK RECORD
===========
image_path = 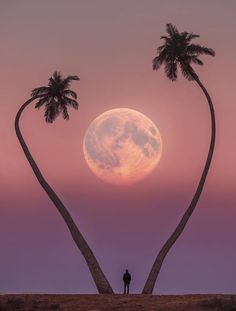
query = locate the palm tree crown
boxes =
[31,71,79,123]
[153,23,215,81]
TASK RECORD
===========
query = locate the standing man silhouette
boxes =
[123,269,131,294]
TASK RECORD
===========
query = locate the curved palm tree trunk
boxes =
[142,77,216,294]
[15,97,113,294]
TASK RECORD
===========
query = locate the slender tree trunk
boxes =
[15,96,114,294]
[142,77,216,294]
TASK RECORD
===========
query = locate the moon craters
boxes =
[83,108,162,185]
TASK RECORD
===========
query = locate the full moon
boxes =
[83,108,162,185]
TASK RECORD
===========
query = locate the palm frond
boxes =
[62,107,69,120]
[66,75,80,81]
[191,56,204,65]
[62,75,80,89]
[186,33,200,41]
[152,56,162,70]
[179,63,197,80]
[44,101,60,123]
[31,86,48,97]
[35,96,50,109]
[48,77,57,88]
[153,47,168,70]
[48,71,63,88]
[157,44,166,52]
[166,23,179,38]
[64,96,79,109]
[164,61,177,81]
[160,36,172,44]
[52,71,63,82]
[187,44,215,56]
[63,89,77,99]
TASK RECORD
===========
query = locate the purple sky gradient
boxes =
[1,0,236,294]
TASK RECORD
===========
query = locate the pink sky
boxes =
[1,0,236,294]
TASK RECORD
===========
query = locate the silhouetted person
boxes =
[123,269,131,294]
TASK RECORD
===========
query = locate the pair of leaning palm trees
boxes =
[15,24,215,294]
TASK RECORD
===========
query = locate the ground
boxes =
[0,294,236,311]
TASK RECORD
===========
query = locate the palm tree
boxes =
[15,71,113,294]
[142,24,216,294]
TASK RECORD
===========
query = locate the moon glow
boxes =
[83,108,162,185]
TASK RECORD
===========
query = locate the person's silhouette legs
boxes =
[123,283,130,294]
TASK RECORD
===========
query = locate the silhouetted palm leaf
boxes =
[64,89,77,99]
[166,23,179,38]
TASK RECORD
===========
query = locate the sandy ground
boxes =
[0,294,236,311]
